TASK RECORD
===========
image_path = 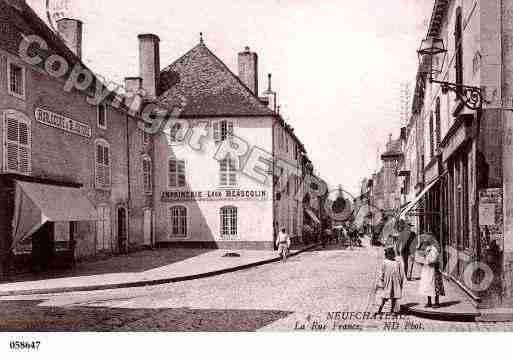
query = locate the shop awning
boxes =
[305,208,321,225]
[398,176,441,219]
[11,181,97,248]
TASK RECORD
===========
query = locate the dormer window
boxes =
[97,104,107,129]
[7,60,25,100]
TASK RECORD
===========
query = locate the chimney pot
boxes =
[57,18,83,59]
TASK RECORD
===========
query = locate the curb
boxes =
[400,304,479,322]
[0,244,320,297]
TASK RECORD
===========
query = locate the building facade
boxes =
[0,0,150,277]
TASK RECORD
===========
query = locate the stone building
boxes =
[0,0,150,277]
[125,33,319,250]
[401,0,513,309]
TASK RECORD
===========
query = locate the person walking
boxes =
[276,228,291,262]
[377,247,405,314]
[418,233,445,308]
[397,220,416,279]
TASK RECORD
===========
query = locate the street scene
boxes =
[2,0,513,339]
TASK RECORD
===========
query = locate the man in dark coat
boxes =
[397,220,416,279]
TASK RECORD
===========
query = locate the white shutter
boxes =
[4,114,30,175]
[213,121,220,142]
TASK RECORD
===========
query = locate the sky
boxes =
[27,0,433,195]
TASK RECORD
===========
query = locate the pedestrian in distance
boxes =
[276,227,291,262]
[376,246,405,314]
[418,233,445,308]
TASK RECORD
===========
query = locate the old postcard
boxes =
[1,0,513,351]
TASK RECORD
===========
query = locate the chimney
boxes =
[138,34,160,99]
[238,46,258,95]
[57,18,83,59]
[263,73,277,112]
[124,77,143,94]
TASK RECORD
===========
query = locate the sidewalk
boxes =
[400,276,479,322]
[0,244,317,296]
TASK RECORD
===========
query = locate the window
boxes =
[7,60,25,99]
[96,205,112,251]
[169,122,182,142]
[143,125,151,145]
[170,206,187,238]
[220,156,237,187]
[95,140,111,188]
[455,7,463,89]
[220,206,238,237]
[3,110,31,175]
[169,158,186,188]
[213,120,234,143]
[97,104,107,129]
[142,156,152,193]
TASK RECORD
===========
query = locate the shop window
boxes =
[3,110,31,175]
[220,206,238,237]
[142,155,152,193]
[170,206,187,238]
[95,139,111,188]
[220,156,237,187]
[7,60,25,99]
[96,205,112,251]
[97,104,107,129]
[168,158,186,188]
[213,120,234,143]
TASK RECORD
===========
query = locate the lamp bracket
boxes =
[430,79,482,110]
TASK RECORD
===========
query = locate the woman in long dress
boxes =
[418,233,445,308]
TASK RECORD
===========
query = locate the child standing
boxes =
[377,247,405,314]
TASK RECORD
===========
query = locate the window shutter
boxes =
[220,159,227,186]
[229,158,237,186]
[227,121,234,138]
[177,160,186,187]
[169,159,177,187]
[213,121,221,142]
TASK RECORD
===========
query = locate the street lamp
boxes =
[417,36,482,110]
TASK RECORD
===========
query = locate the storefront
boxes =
[0,176,97,276]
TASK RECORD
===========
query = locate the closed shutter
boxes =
[220,159,228,186]
[95,142,111,188]
[169,159,177,187]
[177,160,186,187]
[96,207,105,251]
[228,158,237,186]
[103,207,111,250]
[227,121,234,138]
[3,113,31,174]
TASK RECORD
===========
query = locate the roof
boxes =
[158,42,275,118]
[0,0,124,108]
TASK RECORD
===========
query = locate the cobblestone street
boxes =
[0,240,512,331]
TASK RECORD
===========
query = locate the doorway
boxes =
[117,207,128,254]
[143,209,152,247]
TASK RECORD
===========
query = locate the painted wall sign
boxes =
[161,190,269,202]
[479,188,503,251]
[35,108,92,138]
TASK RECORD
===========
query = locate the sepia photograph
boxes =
[1,0,513,354]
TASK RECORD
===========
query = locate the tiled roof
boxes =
[158,43,275,118]
[0,0,121,106]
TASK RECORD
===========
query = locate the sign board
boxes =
[161,190,269,202]
[479,203,496,226]
[35,108,92,138]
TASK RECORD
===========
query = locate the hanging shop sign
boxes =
[161,189,269,202]
[35,108,92,138]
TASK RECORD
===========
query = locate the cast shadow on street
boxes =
[0,300,293,332]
